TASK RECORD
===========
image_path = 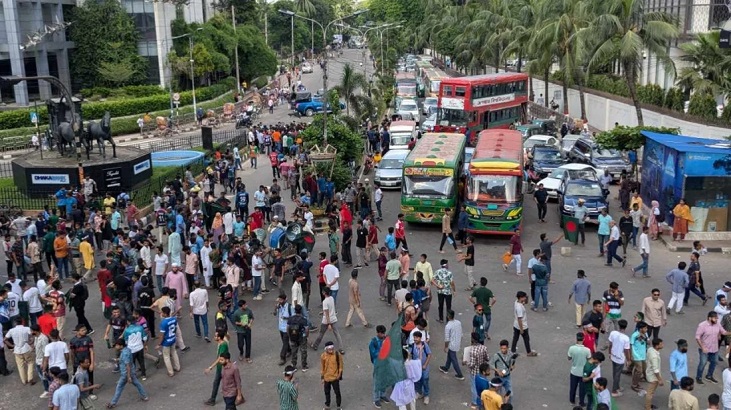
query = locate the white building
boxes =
[0,0,215,107]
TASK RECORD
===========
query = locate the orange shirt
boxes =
[54,237,69,258]
[272,131,282,143]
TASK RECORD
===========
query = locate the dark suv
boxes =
[557,178,609,227]
[567,138,630,181]
[529,145,566,178]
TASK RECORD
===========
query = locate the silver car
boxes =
[375,149,409,188]
[422,97,438,115]
[421,112,437,132]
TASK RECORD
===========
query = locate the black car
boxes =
[529,145,566,178]
[557,178,609,227]
[567,138,630,181]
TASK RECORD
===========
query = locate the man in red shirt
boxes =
[502,229,524,276]
[269,151,280,178]
[318,251,328,303]
[395,213,408,250]
[37,304,57,336]
[97,260,113,309]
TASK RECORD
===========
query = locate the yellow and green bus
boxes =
[400,132,467,223]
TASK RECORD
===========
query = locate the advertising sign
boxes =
[31,174,70,185]
[104,168,122,188]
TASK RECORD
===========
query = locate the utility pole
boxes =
[232,5,241,94]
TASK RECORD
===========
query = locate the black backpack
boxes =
[287,317,303,343]
[656,209,665,223]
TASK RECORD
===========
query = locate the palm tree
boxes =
[586,0,679,125]
[677,31,731,98]
[334,63,370,117]
[294,0,315,16]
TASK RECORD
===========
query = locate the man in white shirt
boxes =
[374,185,383,221]
[21,281,43,326]
[223,211,235,236]
[4,286,20,323]
[323,256,340,304]
[188,281,210,341]
[607,319,631,397]
[604,221,625,268]
[6,272,23,296]
[140,240,152,272]
[4,318,34,384]
[304,206,314,231]
[251,249,265,301]
[310,287,344,353]
[43,329,69,371]
[632,226,651,277]
[200,240,213,288]
[714,296,730,321]
[716,282,731,308]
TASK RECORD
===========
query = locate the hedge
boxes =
[688,93,718,120]
[0,77,237,130]
[80,84,168,100]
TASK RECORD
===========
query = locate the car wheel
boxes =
[305,108,314,117]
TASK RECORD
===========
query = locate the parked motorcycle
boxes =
[235,113,252,129]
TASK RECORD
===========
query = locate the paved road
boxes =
[4,50,730,410]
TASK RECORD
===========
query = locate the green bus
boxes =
[400,132,467,223]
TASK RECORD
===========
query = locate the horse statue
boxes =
[86,111,116,159]
[53,114,79,157]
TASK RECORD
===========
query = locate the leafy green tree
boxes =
[586,0,678,125]
[299,116,364,190]
[334,63,369,116]
[68,0,148,89]
[595,125,680,150]
[677,31,731,98]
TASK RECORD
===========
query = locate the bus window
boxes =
[443,85,452,96]
[455,86,466,97]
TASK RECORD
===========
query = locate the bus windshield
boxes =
[403,175,453,197]
[438,108,472,127]
[466,175,519,203]
[397,85,417,96]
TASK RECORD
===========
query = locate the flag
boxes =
[373,315,407,392]
[562,214,580,245]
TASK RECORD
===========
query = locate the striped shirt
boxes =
[276,379,298,410]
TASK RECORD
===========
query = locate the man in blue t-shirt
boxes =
[236,187,249,220]
[157,306,181,377]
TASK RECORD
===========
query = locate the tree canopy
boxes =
[595,125,680,150]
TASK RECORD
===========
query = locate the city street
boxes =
[3,49,731,410]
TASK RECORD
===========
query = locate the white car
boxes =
[301,62,313,73]
[421,112,437,132]
[422,97,438,115]
[396,99,420,121]
[523,134,560,163]
[375,149,409,188]
[463,147,475,175]
[537,163,601,199]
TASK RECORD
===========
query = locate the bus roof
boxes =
[441,72,528,86]
[395,72,417,81]
[405,133,467,167]
[470,129,523,172]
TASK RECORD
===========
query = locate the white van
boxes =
[389,120,418,151]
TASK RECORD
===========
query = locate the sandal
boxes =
[106,404,116,409]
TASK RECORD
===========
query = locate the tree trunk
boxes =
[578,71,587,120]
[544,67,550,107]
[623,62,644,126]
[562,79,569,115]
[517,53,523,73]
[529,75,535,102]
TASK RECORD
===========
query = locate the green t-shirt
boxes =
[568,344,591,377]
[582,361,598,387]
[216,341,229,371]
[471,287,494,314]
[232,307,254,333]
[328,233,339,255]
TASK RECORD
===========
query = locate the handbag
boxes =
[501,251,512,265]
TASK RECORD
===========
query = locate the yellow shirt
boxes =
[414,261,434,284]
[80,241,94,269]
[481,389,503,410]
[630,196,643,210]
[103,197,116,215]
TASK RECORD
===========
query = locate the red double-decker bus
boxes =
[434,73,529,145]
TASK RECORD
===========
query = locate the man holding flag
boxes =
[369,325,393,408]
[373,316,408,409]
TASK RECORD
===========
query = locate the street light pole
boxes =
[189,36,197,116]
[291,15,295,67]
[378,25,400,77]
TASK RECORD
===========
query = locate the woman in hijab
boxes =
[212,212,224,244]
[672,198,693,241]
[648,200,660,240]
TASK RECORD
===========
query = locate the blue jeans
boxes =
[194,313,209,338]
[442,349,463,377]
[415,372,430,397]
[376,201,382,219]
[372,368,385,402]
[156,275,164,294]
[598,234,608,254]
[36,364,49,391]
[56,257,68,279]
[330,289,339,305]
[533,285,548,309]
[484,313,492,336]
[697,349,718,379]
[499,374,512,403]
[110,372,148,405]
[544,258,552,275]
[360,206,371,220]
[606,240,623,264]
[633,254,649,276]
[631,226,639,246]
[253,276,261,297]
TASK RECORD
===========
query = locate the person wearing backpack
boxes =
[69,273,93,334]
[275,293,293,366]
[286,304,309,371]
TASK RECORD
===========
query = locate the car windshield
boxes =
[565,183,603,197]
[400,102,417,111]
[390,132,412,146]
[533,149,562,161]
[403,175,453,197]
[524,140,545,149]
[592,148,620,159]
[438,108,472,127]
[548,168,566,179]
[424,98,437,106]
[379,158,405,169]
[466,175,519,203]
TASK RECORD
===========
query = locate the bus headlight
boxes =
[401,206,414,212]
[563,205,574,212]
